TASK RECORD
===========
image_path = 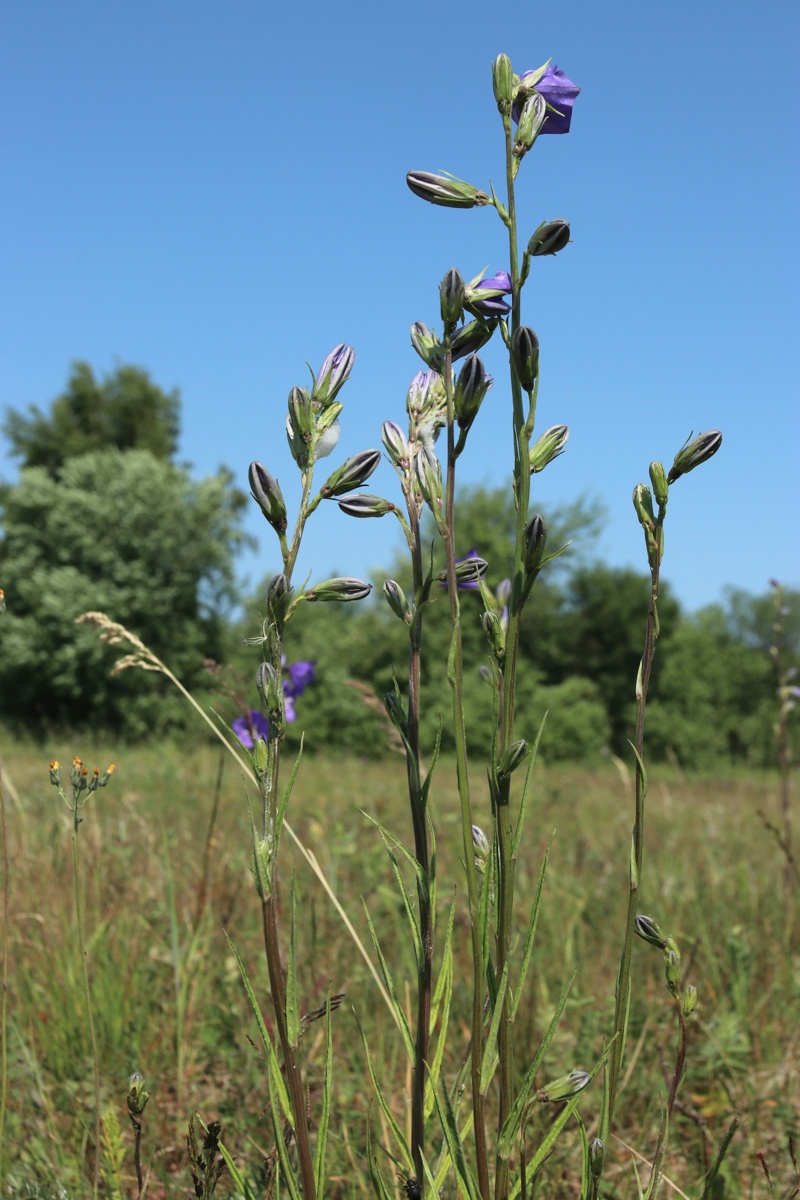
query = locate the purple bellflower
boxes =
[232,709,270,749]
[513,65,581,133]
[285,659,316,697]
[449,548,483,590]
[466,270,512,318]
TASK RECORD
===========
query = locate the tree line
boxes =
[1,362,796,768]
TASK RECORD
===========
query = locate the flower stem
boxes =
[72,807,101,1200]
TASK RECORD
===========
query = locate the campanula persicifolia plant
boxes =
[67,52,727,1199]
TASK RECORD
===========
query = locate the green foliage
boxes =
[0,449,248,735]
[2,361,180,475]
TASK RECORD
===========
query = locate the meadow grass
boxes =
[1,732,796,1198]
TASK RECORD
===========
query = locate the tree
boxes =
[2,361,180,475]
[0,449,248,735]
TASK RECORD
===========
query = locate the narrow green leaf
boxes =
[286,875,300,1047]
[497,966,579,1158]
[432,1080,482,1200]
[425,904,454,1121]
[377,832,422,967]
[361,901,415,1061]
[512,711,548,858]
[313,991,334,1197]
[700,1117,739,1200]
[480,958,510,1095]
[214,1134,260,1200]
[362,811,426,888]
[354,1009,412,1166]
[225,932,273,1060]
[575,1111,590,1200]
[366,1115,398,1200]
[267,1062,302,1200]
[510,838,552,1022]
[628,740,648,797]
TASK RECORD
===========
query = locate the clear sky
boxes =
[2,0,798,611]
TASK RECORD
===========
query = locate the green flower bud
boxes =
[523,514,547,576]
[482,609,506,658]
[287,385,314,439]
[452,319,497,362]
[305,577,372,602]
[665,949,682,996]
[49,760,61,787]
[589,1137,605,1180]
[667,430,722,483]
[311,343,355,407]
[511,325,540,391]
[256,662,282,714]
[413,446,443,510]
[492,54,514,110]
[455,355,492,430]
[536,1069,590,1103]
[127,1072,149,1116]
[337,493,393,518]
[514,92,547,161]
[383,579,410,622]
[439,267,465,326]
[682,985,698,1017]
[634,913,668,949]
[529,424,569,473]
[319,450,381,498]
[410,322,444,372]
[632,483,656,530]
[249,461,288,535]
[266,572,291,621]
[649,461,669,507]
[406,170,490,209]
[527,219,571,256]
[472,823,490,873]
[436,555,488,587]
[498,739,528,779]
[381,420,410,466]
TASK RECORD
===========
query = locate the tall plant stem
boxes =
[602,510,665,1142]
[405,506,432,1183]
[443,346,491,1200]
[0,773,8,1188]
[72,813,101,1200]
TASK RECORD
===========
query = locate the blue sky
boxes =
[2,0,798,611]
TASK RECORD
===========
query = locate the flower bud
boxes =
[649,461,669,507]
[88,766,100,793]
[256,662,282,712]
[437,555,488,587]
[634,914,668,950]
[536,1070,590,1104]
[514,91,547,160]
[288,385,314,439]
[49,760,61,787]
[511,326,540,392]
[381,420,410,466]
[529,424,569,473]
[665,950,682,996]
[384,691,406,728]
[496,578,511,610]
[266,572,291,621]
[439,267,465,326]
[455,355,493,430]
[682,985,698,1017]
[482,609,506,659]
[406,170,490,209]
[320,450,381,498]
[312,343,355,407]
[127,1072,149,1116]
[410,322,445,372]
[589,1137,605,1180]
[383,579,410,621]
[337,493,393,518]
[523,514,547,575]
[527,219,571,256]
[305,577,372,602]
[452,319,497,363]
[667,430,723,483]
[472,823,490,873]
[632,483,655,530]
[413,446,443,509]
[498,739,528,779]
[249,461,288,535]
[98,764,115,788]
[492,54,514,110]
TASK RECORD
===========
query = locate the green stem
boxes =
[72,808,101,1200]
[443,337,490,1200]
[602,508,665,1145]
[0,771,8,1188]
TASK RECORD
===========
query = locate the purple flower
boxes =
[232,709,270,749]
[467,270,512,318]
[451,549,483,590]
[513,65,581,134]
[285,659,316,698]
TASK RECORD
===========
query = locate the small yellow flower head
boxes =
[98,764,115,788]
[49,761,61,786]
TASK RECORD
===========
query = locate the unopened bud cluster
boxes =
[635,912,697,1012]
[50,755,115,807]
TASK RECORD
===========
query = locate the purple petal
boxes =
[284,695,296,723]
[232,709,270,748]
[287,659,316,696]
[515,65,580,133]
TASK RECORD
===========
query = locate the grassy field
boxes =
[0,732,797,1198]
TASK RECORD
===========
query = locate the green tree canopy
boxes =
[0,449,248,735]
[2,361,181,475]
